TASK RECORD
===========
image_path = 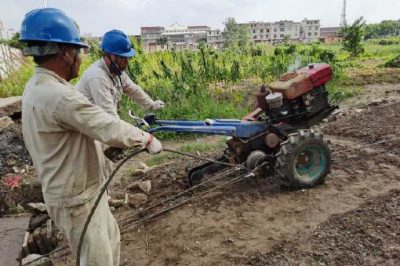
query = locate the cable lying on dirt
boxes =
[118,166,244,230]
[163,148,247,169]
[358,136,400,148]
[120,169,257,234]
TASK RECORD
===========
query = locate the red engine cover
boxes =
[269,63,332,100]
[297,63,332,88]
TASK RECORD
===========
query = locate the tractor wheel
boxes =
[275,130,331,189]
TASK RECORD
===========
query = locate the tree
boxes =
[223,17,250,50]
[0,32,24,50]
[130,36,144,55]
[340,17,366,58]
[238,23,250,49]
[364,20,400,39]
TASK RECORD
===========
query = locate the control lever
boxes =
[128,110,150,128]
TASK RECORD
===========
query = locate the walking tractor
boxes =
[135,63,340,188]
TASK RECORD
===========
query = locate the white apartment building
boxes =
[141,24,222,52]
[140,19,320,52]
[207,29,224,49]
[246,19,320,44]
[248,20,302,43]
[300,19,320,42]
[141,26,165,52]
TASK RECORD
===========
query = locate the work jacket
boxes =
[22,67,150,207]
[76,59,154,118]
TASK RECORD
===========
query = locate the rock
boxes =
[0,96,22,117]
[108,198,125,208]
[128,180,152,194]
[361,147,378,155]
[26,203,47,214]
[40,227,54,253]
[354,108,364,113]
[29,213,50,230]
[380,163,392,169]
[370,99,383,106]
[0,116,13,132]
[127,193,148,208]
[22,231,30,258]
[385,154,400,165]
[129,162,150,176]
[12,166,22,173]
[354,170,365,175]
[6,158,17,166]
[22,254,53,266]
[169,172,177,179]
[33,228,48,254]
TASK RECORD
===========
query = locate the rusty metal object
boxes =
[265,133,281,148]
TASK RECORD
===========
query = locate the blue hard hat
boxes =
[19,8,88,48]
[101,30,135,57]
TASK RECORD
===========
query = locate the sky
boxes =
[1,0,399,36]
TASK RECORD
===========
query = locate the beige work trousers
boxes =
[47,194,120,266]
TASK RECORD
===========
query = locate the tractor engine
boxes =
[257,63,333,128]
[225,63,337,185]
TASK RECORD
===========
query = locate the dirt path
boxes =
[113,83,400,266]
[2,83,400,265]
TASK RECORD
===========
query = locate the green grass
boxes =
[146,139,227,166]
[327,84,363,99]
[0,60,34,97]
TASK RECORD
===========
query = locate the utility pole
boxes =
[43,0,47,8]
[340,0,347,27]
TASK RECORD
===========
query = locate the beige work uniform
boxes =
[22,67,150,266]
[76,58,155,118]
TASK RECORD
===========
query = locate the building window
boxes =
[280,34,284,38]
[253,30,256,33]
[253,35,257,39]
[308,32,312,36]
[315,26,319,30]
[314,32,318,36]
[260,29,264,33]
[280,28,284,31]
[266,29,270,33]
[274,34,277,38]
[274,28,277,32]
[266,34,269,39]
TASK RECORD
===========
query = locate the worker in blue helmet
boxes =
[77,29,165,161]
[20,8,162,266]
[77,30,165,120]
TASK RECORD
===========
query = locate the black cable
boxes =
[76,148,144,266]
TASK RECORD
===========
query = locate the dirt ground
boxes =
[0,121,42,216]
[2,82,400,265]
[115,83,400,266]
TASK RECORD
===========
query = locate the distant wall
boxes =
[0,44,24,81]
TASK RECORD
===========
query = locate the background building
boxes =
[141,24,219,52]
[141,18,321,52]
[300,19,321,42]
[319,27,342,43]
[245,19,320,44]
